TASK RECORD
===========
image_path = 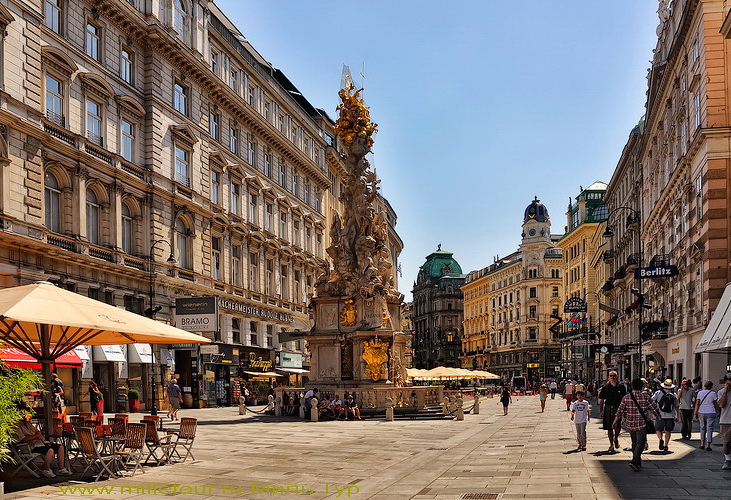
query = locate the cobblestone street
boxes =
[4,394,730,499]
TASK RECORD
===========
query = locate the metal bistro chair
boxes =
[114,423,146,476]
[142,420,175,466]
[9,442,44,478]
[168,417,197,462]
[75,427,119,481]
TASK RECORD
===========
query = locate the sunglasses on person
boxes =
[609,375,618,378]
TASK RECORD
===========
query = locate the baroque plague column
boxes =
[307,84,406,388]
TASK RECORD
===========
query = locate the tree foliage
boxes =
[0,359,42,463]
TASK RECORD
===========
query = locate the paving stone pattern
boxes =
[4,395,730,499]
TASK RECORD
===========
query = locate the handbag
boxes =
[629,390,655,433]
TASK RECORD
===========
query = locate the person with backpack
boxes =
[695,380,718,451]
[652,379,679,452]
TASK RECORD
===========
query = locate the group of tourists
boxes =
[303,388,362,420]
[586,371,731,472]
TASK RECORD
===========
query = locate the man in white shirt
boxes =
[564,379,575,410]
[717,373,731,470]
[304,388,318,413]
[549,380,558,399]
[651,379,679,452]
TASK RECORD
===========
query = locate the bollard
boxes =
[299,396,306,419]
[310,397,319,422]
[239,396,246,415]
[385,397,395,421]
[455,398,464,421]
[275,396,282,417]
[473,395,480,414]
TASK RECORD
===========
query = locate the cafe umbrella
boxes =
[0,282,210,432]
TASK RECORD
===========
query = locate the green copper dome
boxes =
[417,245,463,283]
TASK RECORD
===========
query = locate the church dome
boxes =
[417,245,463,284]
[523,196,550,223]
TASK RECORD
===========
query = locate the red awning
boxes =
[0,347,83,369]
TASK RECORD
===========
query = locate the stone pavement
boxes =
[3,394,730,500]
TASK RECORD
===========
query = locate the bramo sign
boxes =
[175,297,218,332]
[634,265,679,279]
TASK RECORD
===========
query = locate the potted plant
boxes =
[127,389,140,413]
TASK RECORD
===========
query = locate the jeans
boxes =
[680,409,694,438]
[551,389,556,399]
[629,428,647,467]
[575,422,587,447]
[699,412,716,444]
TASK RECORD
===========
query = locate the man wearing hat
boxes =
[717,373,731,470]
[651,378,679,452]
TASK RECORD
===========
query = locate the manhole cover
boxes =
[460,494,499,500]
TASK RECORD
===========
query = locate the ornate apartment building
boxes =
[411,247,465,369]
[556,182,607,380]
[600,0,731,382]
[460,198,563,382]
[0,0,401,410]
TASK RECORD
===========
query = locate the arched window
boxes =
[44,171,61,233]
[86,188,100,245]
[175,218,190,269]
[121,203,133,254]
[173,0,188,42]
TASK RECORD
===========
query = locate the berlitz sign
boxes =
[634,265,679,279]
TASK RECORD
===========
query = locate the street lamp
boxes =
[602,206,642,380]
[144,239,176,416]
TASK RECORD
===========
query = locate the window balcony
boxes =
[650,254,670,267]
[602,249,615,262]
[626,253,642,269]
[46,110,65,127]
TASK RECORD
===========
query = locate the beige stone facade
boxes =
[556,182,607,380]
[601,0,731,382]
[460,198,563,383]
[0,0,400,409]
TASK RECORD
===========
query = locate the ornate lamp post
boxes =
[144,239,176,416]
[602,206,643,380]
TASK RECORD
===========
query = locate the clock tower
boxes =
[521,196,551,244]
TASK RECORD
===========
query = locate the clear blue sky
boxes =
[217,1,660,300]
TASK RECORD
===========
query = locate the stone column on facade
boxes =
[75,167,89,240]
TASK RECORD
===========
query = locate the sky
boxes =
[216,0,661,301]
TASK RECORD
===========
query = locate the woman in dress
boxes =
[88,380,104,419]
[501,386,513,415]
[539,384,549,412]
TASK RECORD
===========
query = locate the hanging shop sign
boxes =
[564,297,588,313]
[634,266,679,279]
[218,299,294,323]
[239,346,275,372]
[176,297,218,332]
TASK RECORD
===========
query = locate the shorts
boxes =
[565,394,573,401]
[655,417,675,432]
[720,424,731,444]
[169,396,181,409]
[602,405,619,430]
[32,442,61,455]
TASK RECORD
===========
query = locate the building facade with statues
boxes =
[0,1,402,411]
[460,198,563,383]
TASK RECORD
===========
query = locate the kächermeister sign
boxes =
[218,299,294,323]
[176,297,294,333]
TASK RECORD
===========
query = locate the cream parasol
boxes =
[0,282,209,431]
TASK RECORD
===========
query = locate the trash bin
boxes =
[116,387,128,413]
[182,393,194,408]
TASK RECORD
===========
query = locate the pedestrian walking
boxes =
[614,378,660,472]
[677,378,696,440]
[652,379,679,452]
[717,373,731,470]
[165,378,182,420]
[539,384,549,412]
[598,370,626,452]
[549,380,557,399]
[695,380,718,451]
[500,386,512,415]
[571,391,590,451]
[88,380,104,418]
[564,379,575,411]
